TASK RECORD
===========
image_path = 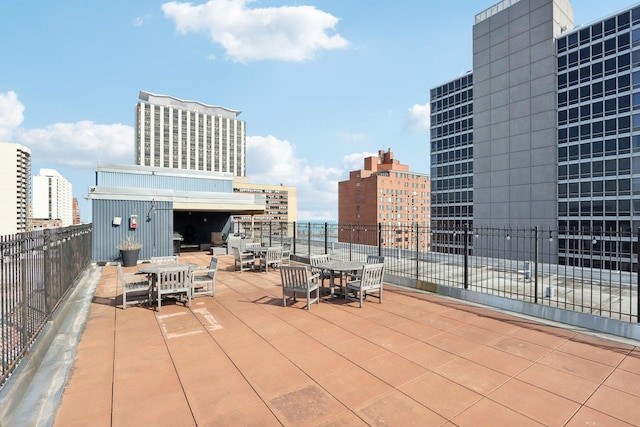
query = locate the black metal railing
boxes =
[0,224,92,386]
[237,220,639,324]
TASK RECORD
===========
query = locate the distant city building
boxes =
[135,90,246,176]
[430,72,474,254]
[431,0,640,270]
[31,218,63,229]
[233,178,297,236]
[338,149,430,250]
[73,197,81,224]
[0,142,31,235]
[32,168,73,227]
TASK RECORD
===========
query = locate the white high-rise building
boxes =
[0,142,31,235]
[135,90,246,176]
[32,168,73,227]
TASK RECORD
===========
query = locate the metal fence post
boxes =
[415,223,420,282]
[637,228,640,323]
[324,222,328,254]
[307,222,311,258]
[378,223,382,256]
[534,225,539,305]
[463,224,469,290]
[292,221,297,254]
[349,226,353,261]
[43,229,51,316]
[20,234,28,350]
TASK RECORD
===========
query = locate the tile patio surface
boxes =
[54,252,640,426]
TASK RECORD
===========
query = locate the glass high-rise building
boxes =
[430,72,474,253]
[556,6,640,269]
[431,0,640,269]
[135,90,246,176]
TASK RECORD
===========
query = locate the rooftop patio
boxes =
[53,252,639,426]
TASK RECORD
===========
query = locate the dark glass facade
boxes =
[556,6,640,270]
[430,73,474,253]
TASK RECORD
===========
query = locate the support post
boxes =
[463,224,469,290]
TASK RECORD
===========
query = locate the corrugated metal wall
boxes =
[92,199,173,262]
[98,171,232,193]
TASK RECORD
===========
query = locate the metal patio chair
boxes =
[233,246,255,272]
[280,265,320,310]
[258,246,283,273]
[348,255,385,280]
[345,263,385,308]
[309,254,331,288]
[191,257,217,298]
[151,265,191,311]
[117,263,151,309]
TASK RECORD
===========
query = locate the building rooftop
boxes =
[49,252,640,426]
[138,90,242,119]
[475,0,522,24]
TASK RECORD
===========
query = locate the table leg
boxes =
[330,270,336,297]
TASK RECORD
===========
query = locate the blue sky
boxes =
[1,0,638,222]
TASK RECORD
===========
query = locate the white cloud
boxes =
[0,91,25,141]
[0,91,134,168]
[342,151,377,171]
[161,0,349,62]
[15,121,134,168]
[247,136,383,220]
[406,102,431,131]
[247,135,347,220]
[133,16,145,27]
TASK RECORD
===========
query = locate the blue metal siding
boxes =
[92,199,174,262]
[97,171,232,192]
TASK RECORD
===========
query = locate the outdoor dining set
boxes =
[117,246,385,312]
[232,242,291,273]
[233,244,386,310]
[117,255,217,311]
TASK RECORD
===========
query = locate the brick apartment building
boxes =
[338,149,430,250]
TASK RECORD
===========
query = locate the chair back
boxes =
[282,237,292,249]
[246,242,262,251]
[310,254,330,274]
[310,254,330,267]
[264,247,283,262]
[150,256,178,264]
[280,265,311,290]
[116,263,126,284]
[207,257,218,279]
[232,246,242,260]
[281,242,291,264]
[157,266,191,292]
[359,263,385,291]
[366,255,385,264]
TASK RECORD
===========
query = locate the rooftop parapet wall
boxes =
[475,0,521,23]
[139,90,241,120]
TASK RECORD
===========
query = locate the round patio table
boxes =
[315,260,364,297]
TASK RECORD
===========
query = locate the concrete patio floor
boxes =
[54,252,640,426]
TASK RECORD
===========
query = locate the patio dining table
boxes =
[138,262,199,289]
[315,260,364,297]
[138,262,199,276]
[138,263,199,307]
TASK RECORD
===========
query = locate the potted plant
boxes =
[118,236,143,267]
